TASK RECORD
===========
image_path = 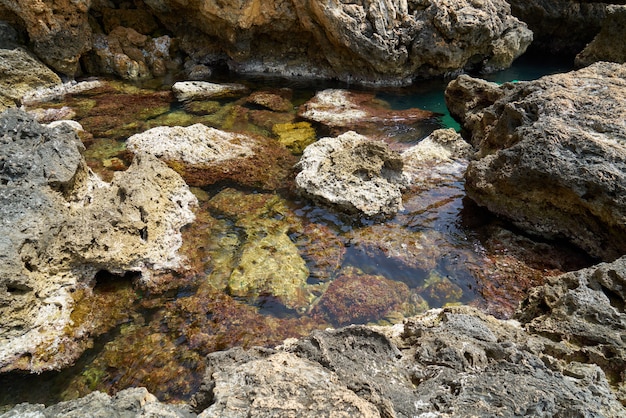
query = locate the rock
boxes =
[246,90,294,112]
[575,5,626,67]
[191,305,625,417]
[172,81,249,102]
[126,123,296,190]
[155,0,531,85]
[506,0,609,56]
[445,62,626,260]
[1,387,194,417]
[0,0,92,76]
[0,109,197,372]
[516,255,626,404]
[295,131,409,219]
[0,46,62,111]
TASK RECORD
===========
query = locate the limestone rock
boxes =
[445,62,626,260]
[575,5,626,67]
[126,123,296,190]
[172,82,249,102]
[1,387,194,417]
[0,0,91,76]
[295,131,409,219]
[0,109,197,372]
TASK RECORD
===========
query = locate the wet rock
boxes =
[1,387,194,417]
[246,90,294,112]
[127,123,296,190]
[0,109,197,372]
[295,131,408,219]
[312,267,411,326]
[272,121,317,155]
[0,0,91,76]
[172,81,249,102]
[298,89,437,140]
[516,255,626,404]
[0,44,62,111]
[192,305,624,417]
[575,5,626,67]
[446,62,626,260]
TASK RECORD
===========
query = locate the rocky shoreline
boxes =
[1,0,626,416]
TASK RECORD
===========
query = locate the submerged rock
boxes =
[295,131,409,219]
[126,123,296,190]
[0,109,197,372]
[446,62,626,260]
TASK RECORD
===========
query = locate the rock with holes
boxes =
[0,109,196,372]
[295,131,409,219]
[445,62,626,260]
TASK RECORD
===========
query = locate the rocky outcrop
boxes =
[0,109,197,372]
[575,5,626,66]
[506,0,609,56]
[295,131,409,219]
[126,123,296,190]
[0,0,92,76]
[445,62,626,260]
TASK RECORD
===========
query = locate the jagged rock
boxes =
[506,0,609,56]
[516,255,626,404]
[126,123,296,190]
[1,387,194,417]
[0,0,91,76]
[575,5,626,67]
[155,0,531,85]
[0,44,62,111]
[0,109,197,372]
[192,303,625,417]
[445,62,626,260]
[295,131,409,219]
[172,82,249,102]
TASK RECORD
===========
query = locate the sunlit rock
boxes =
[172,81,249,102]
[295,131,408,218]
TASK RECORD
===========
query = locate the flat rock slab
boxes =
[172,81,249,102]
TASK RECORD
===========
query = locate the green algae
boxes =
[272,121,317,154]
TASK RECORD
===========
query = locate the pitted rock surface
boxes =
[295,131,409,219]
[446,62,626,260]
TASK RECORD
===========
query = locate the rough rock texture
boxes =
[575,5,626,67]
[295,131,409,219]
[0,0,92,76]
[172,82,249,102]
[445,62,626,260]
[506,0,609,56]
[1,387,194,418]
[0,38,63,111]
[170,0,531,84]
[516,255,626,405]
[0,109,197,372]
[126,123,296,190]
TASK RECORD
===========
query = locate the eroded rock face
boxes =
[445,62,626,260]
[295,131,409,219]
[0,109,197,372]
[575,5,626,67]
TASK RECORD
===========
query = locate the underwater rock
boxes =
[127,123,296,190]
[246,89,294,112]
[295,131,408,218]
[575,5,626,67]
[446,62,626,260]
[312,267,411,326]
[172,81,249,102]
[272,121,317,155]
[0,109,197,372]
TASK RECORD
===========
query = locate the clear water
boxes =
[0,53,592,409]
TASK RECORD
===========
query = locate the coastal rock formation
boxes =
[575,5,626,67]
[445,62,626,260]
[0,109,196,372]
[126,123,296,190]
[295,131,409,219]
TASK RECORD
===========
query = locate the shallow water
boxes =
[0,53,593,408]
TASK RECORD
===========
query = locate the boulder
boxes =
[575,5,626,67]
[0,109,197,372]
[295,131,409,219]
[126,123,296,190]
[155,0,531,85]
[172,81,249,102]
[445,62,626,260]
